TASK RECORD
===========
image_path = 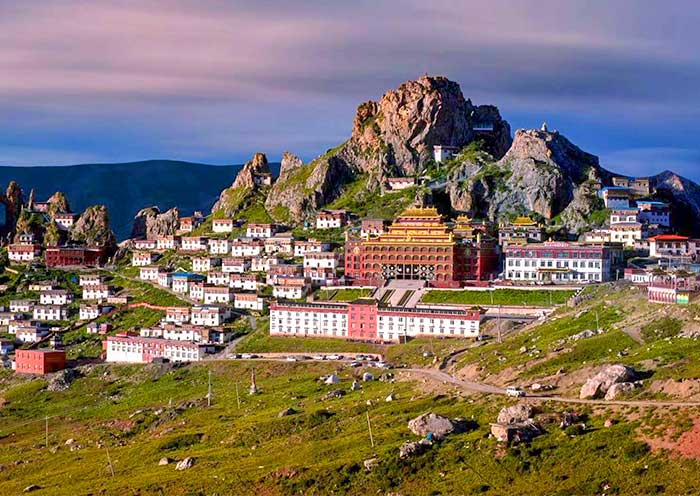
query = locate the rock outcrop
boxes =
[266,75,510,222]
[212,153,271,217]
[47,191,70,217]
[497,404,534,425]
[580,364,636,399]
[131,206,180,239]
[70,205,116,247]
[407,412,462,440]
[447,128,606,230]
[0,181,24,238]
[651,170,700,236]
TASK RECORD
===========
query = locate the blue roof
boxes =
[172,272,204,280]
[601,186,630,191]
[637,200,667,206]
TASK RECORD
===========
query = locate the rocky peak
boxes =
[70,205,116,247]
[279,152,303,178]
[47,191,71,217]
[131,206,180,240]
[230,152,270,190]
[348,75,511,177]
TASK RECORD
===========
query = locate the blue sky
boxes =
[1,0,699,182]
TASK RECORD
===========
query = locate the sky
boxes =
[1,0,699,181]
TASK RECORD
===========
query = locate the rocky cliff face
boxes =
[651,171,700,236]
[131,206,179,239]
[0,181,24,238]
[70,205,116,247]
[446,128,606,230]
[47,191,71,217]
[265,75,510,221]
[212,153,271,217]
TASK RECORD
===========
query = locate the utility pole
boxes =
[497,305,502,344]
[207,370,212,407]
[235,382,241,410]
[105,444,115,477]
[366,411,375,448]
[45,416,48,449]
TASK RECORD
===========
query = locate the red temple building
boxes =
[344,208,498,287]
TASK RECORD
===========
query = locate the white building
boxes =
[273,277,311,300]
[10,300,33,313]
[233,293,266,312]
[250,256,281,272]
[40,289,73,306]
[246,223,276,239]
[231,239,264,257]
[172,274,203,294]
[294,240,330,257]
[385,177,416,191]
[264,234,295,255]
[190,306,225,327]
[315,210,346,229]
[133,239,158,250]
[164,306,191,324]
[180,236,208,252]
[208,238,231,255]
[203,286,232,305]
[83,285,112,301]
[207,271,231,287]
[610,208,639,225]
[17,327,49,343]
[79,304,100,320]
[229,274,260,292]
[192,257,220,273]
[433,145,459,163]
[222,257,250,274]
[54,213,76,230]
[212,218,234,233]
[140,266,160,281]
[157,271,173,288]
[504,242,624,283]
[105,335,210,363]
[156,236,180,251]
[33,305,68,322]
[79,274,104,287]
[132,251,154,267]
[8,244,41,263]
[303,251,339,271]
[189,282,205,301]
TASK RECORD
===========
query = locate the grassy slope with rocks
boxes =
[0,361,699,495]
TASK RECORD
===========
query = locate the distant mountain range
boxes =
[0,160,277,240]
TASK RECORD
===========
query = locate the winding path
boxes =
[404,368,700,408]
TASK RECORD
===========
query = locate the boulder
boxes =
[497,404,533,425]
[385,393,396,402]
[321,389,345,400]
[175,457,195,470]
[491,420,542,444]
[580,364,636,399]
[363,457,379,472]
[158,457,172,466]
[399,439,433,459]
[47,369,81,392]
[23,485,41,493]
[278,408,298,417]
[604,382,636,400]
[408,413,457,439]
[350,380,362,391]
[362,372,375,382]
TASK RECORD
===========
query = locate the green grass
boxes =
[640,317,684,342]
[315,288,372,302]
[327,174,418,220]
[107,274,189,307]
[0,360,698,495]
[422,288,576,307]
[236,318,385,355]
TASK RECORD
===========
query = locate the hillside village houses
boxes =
[208,238,231,255]
[360,219,388,239]
[79,274,104,287]
[83,284,113,301]
[212,218,235,233]
[133,238,157,251]
[165,306,191,324]
[231,238,264,257]
[10,300,34,313]
[207,271,231,287]
[180,236,208,253]
[157,271,173,288]
[39,289,73,306]
[33,305,69,322]
[171,273,204,293]
[105,334,214,364]
[233,293,266,312]
[433,145,460,163]
[192,256,220,273]
[294,239,331,257]
[79,304,102,321]
[132,251,155,267]
[385,177,416,191]
[246,223,277,238]
[156,235,180,251]
[53,213,77,230]
[140,266,160,281]
[315,210,347,229]
[272,276,312,300]
[190,306,227,327]
[264,233,295,254]
[8,243,42,263]
[203,286,232,304]
[222,257,250,273]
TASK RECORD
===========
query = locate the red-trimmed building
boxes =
[45,247,109,267]
[269,299,482,343]
[345,208,498,287]
[14,349,66,374]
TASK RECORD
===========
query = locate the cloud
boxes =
[0,0,699,172]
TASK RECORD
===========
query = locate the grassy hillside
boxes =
[0,161,278,240]
[1,360,699,495]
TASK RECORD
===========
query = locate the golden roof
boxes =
[400,207,440,218]
[512,216,537,226]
